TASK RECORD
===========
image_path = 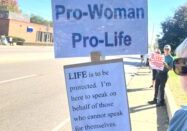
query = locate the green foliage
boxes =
[0,5,8,11]
[158,4,187,54]
[168,71,187,106]
[30,14,53,26]
[0,1,20,13]
[12,36,25,45]
[12,36,25,43]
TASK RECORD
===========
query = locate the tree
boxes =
[158,4,187,54]
[0,5,7,11]
[8,0,20,13]
[0,0,20,13]
[30,14,53,27]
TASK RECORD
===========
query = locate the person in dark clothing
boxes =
[149,49,161,88]
[140,55,144,66]
[149,69,157,88]
[148,45,173,107]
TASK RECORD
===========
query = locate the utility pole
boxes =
[150,24,155,51]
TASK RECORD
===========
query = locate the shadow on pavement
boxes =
[123,61,140,66]
[127,87,152,92]
[124,57,141,60]
[136,71,151,74]
[134,73,150,76]
[130,104,156,113]
[157,106,169,131]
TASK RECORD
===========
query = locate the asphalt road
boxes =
[0,46,141,131]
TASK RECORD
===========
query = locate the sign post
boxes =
[90,51,102,62]
[64,59,131,131]
[51,0,148,130]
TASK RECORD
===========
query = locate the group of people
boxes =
[148,44,173,107]
[145,38,187,130]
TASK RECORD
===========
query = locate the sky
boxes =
[18,0,187,44]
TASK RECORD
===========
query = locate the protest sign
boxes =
[149,53,164,71]
[52,0,148,58]
[64,59,131,131]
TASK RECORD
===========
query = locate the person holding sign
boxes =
[168,38,187,131]
[149,49,161,88]
[149,49,164,71]
[148,45,173,107]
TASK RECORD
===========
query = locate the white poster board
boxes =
[149,53,164,71]
[52,0,148,58]
[64,59,131,131]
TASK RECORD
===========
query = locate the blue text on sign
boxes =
[72,31,131,48]
[55,4,145,20]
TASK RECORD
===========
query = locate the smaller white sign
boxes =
[64,59,131,131]
[149,53,164,71]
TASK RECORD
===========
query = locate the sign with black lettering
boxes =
[52,0,148,58]
[64,59,131,131]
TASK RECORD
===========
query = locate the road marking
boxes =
[52,117,70,131]
[0,74,37,84]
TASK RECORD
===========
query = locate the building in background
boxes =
[0,0,53,45]
[0,11,53,45]
[0,0,20,13]
[0,0,11,5]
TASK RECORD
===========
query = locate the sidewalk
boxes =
[127,67,169,131]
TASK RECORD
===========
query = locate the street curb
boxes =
[165,86,180,120]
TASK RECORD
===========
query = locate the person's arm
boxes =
[163,62,172,70]
[168,107,187,131]
[164,57,173,70]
